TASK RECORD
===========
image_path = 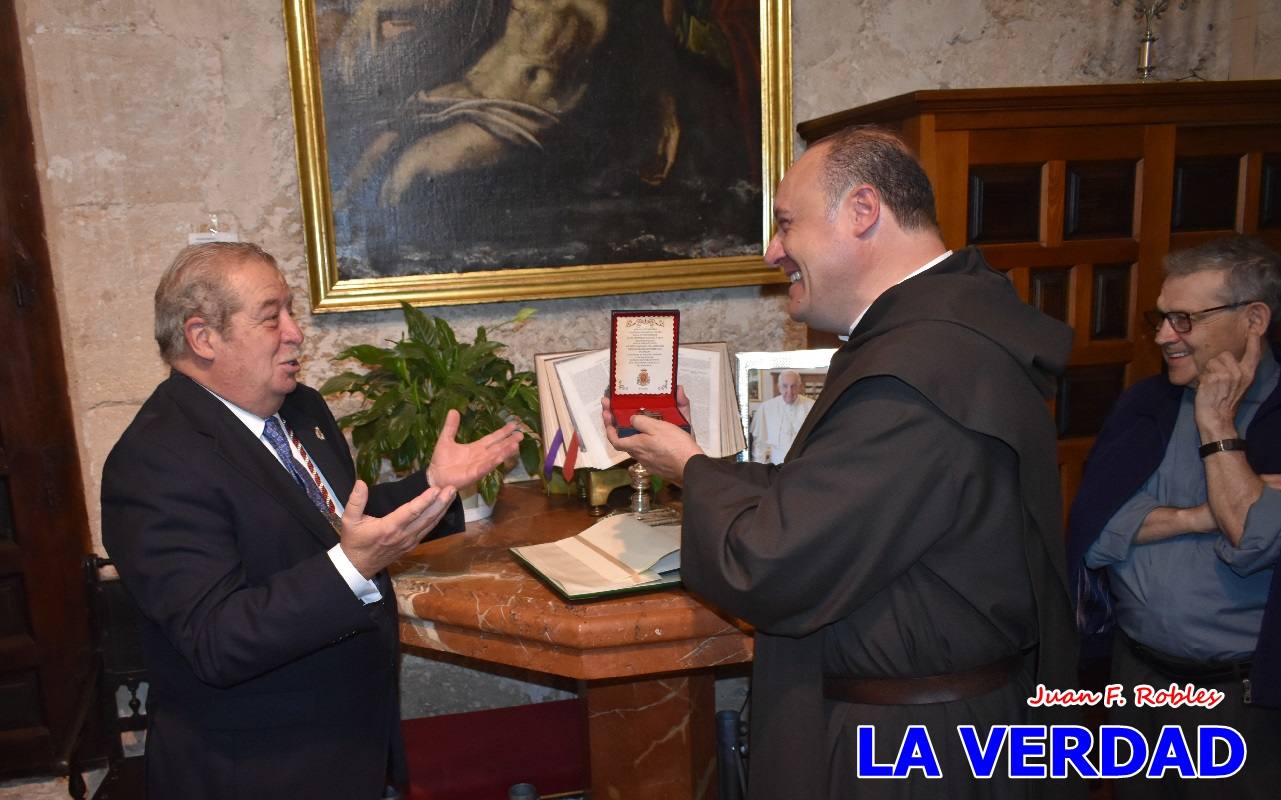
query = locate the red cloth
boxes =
[402,700,586,800]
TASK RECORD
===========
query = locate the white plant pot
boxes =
[460,484,495,522]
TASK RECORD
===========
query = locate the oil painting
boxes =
[285,0,791,311]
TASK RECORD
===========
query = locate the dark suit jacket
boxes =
[101,371,463,799]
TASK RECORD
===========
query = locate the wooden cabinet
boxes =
[798,80,1281,513]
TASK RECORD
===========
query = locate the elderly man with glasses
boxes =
[1067,235,1281,798]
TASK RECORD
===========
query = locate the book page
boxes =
[511,511,681,597]
[684,342,745,454]
[577,512,681,574]
[514,537,650,596]
[720,346,747,452]
[676,346,722,456]
[549,351,592,468]
[536,350,591,469]
[554,349,627,470]
[534,354,563,468]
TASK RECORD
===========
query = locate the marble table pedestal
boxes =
[393,482,752,800]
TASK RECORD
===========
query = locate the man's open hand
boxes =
[426,409,523,489]
[339,480,457,578]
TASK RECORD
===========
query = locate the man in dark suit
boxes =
[102,242,521,799]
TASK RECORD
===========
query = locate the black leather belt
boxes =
[1124,633,1252,684]
[823,654,1023,706]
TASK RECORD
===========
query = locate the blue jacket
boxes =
[1065,342,1281,707]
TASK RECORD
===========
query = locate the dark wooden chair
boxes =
[68,556,588,799]
[68,555,148,800]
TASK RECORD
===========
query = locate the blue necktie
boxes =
[262,416,336,526]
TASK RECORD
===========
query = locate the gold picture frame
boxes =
[284,0,792,313]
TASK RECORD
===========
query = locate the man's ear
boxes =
[1246,302,1272,338]
[185,316,216,361]
[843,184,881,237]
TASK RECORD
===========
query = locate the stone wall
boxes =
[15,0,1276,715]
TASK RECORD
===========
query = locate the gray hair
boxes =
[154,242,279,364]
[814,125,939,233]
[1164,236,1281,331]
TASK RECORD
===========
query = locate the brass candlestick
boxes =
[628,461,653,514]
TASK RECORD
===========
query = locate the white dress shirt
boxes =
[207,390,382,604]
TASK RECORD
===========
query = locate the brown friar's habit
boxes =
[682,248,1082,799]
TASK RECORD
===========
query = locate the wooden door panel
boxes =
[967,126,1145,165]
[0,0,93,778]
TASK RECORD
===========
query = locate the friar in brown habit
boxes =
[606,127,1083,800]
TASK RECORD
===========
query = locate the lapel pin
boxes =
[314,427,325,440]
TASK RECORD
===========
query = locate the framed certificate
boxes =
[610,311,690,436]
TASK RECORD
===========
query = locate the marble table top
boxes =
[392,481,752,680]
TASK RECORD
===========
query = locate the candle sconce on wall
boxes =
[1114,0,1191,81]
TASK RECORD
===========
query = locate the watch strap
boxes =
[1199,438,1248,459]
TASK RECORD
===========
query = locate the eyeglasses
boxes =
[1142,301,1255,334]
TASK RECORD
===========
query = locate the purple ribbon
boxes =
[542,428,564,480]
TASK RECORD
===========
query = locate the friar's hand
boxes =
[426,409,523,489]
[674,385,692,428]
[602,386,703,483]
[1194,334,1260,439]
[339,480,457,578]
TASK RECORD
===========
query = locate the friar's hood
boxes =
[849,246,1073,402]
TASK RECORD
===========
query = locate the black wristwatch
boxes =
[1198,438,1247,459]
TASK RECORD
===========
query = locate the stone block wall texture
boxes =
[14,0,1275,715]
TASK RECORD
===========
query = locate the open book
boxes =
[535,342,746,474]
[510,509,683,601]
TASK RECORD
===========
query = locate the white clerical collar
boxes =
[841,250,953,340]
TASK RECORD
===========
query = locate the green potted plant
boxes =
[319,302,541,519]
